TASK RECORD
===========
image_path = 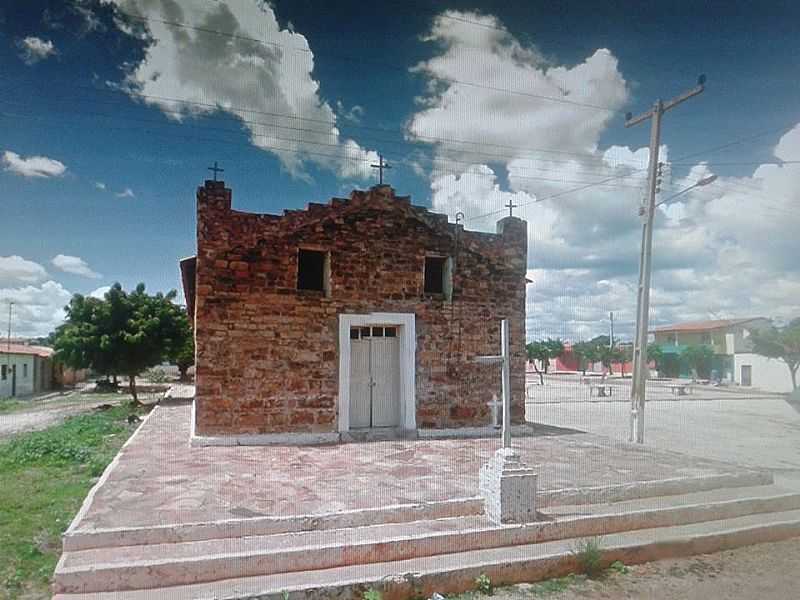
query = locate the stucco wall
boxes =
[734,353,795,393]
[192,181,528,435]
[0,354,36,398]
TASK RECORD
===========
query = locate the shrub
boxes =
[572,538,603,578]
[143,367,169,383]
[475,573,493,594]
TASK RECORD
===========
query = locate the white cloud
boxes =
[115,187,135,198]
[95,181,107,190]
[0,281,72,338]
[16,36,57,65]
[52,255,102,279]
[0,256,48,286]
[103,0,378,180]
[89,285,111,299]
[413,10,800,340]
[336,100,365,124]
[2,151,67,178]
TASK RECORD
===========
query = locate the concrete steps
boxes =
[54,506,800,600]
[53,484,800,596]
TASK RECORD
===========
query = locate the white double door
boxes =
[349,326,400,429]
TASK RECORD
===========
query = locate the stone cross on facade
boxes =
[476,319,538,525]
[370,154,391,185]
[208,161,224,181]
[505,199,518,218]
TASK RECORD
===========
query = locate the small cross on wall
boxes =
[505,199,518,218]
[370,154,392,185]
[208,161,224,182]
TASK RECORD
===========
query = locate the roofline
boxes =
[652,317,767,333]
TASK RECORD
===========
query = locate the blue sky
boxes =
[2,0,799,338]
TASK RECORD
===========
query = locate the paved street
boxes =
[526,374,800,480]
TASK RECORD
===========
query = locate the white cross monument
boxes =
[475,319,538,524]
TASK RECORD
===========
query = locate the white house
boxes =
[0,344,55,398]
[733,354,796,393]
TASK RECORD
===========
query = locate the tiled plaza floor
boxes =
[73,402,760,531]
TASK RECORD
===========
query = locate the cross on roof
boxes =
[505,199,518,218]
[207,161,224,181]
[370,154,391,185]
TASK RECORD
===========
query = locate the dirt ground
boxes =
[494,537,800,599]
[0,388,164,440]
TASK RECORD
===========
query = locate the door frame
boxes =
[338,312,416,434]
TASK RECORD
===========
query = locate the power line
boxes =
[465,120,800,223]
[8,81,625,166]
[0,87,638,172]
[114,8,624,114]
[0,101,638,189]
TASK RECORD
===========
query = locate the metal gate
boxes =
[349,326,400,428]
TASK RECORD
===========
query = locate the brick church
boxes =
[181,180,528,442]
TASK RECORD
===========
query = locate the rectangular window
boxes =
[297,249,330,295]
[385,327,397,337]
[23,363,27,378]
[424,256,446,294]
[1,365,5,380]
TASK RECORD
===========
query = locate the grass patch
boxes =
[0,398,27,414]
[0,402,149,599]
[529,573,588,596]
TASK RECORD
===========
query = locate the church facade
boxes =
[181,180,528,442]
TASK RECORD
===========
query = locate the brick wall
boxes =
[192,181,527,435]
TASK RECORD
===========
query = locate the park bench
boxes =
[582,377,614,397]
[666,383,693,396]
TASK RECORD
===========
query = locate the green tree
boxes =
[681,344,715,379]
[526,339,565,384]
[172,309,195,382]
[53,283,189,402]
[750,319,800,391]
[526,341,548,385]
[647,343,665,373]
[572,342,597,376]
[543,338,566,373]
[598,345,624,375]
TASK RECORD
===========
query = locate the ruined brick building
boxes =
[181,180,528,441]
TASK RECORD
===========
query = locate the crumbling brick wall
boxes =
[190,181,527,435]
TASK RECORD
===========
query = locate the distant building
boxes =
[0,343,55,398]
[651,318,793,392]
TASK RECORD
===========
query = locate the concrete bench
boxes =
[586,382,614,397]
[666,383,692,396]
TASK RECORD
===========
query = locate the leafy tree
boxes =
[526,341,548,385]
[647,343,665,373]
[572,342,597,376]
[681,344,715,379]
[750,319,800,391]
[172,309,195,382]
[526,339,565,384]
[542,339,565,372]
[53,283,190,402]
[598,345,624,375]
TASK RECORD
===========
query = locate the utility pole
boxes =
[5,302,12,389]
[625,75,706,444]
[609,312,614,348]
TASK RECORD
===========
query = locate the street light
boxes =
[656,174,717,207]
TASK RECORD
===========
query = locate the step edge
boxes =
[54,496,800,592]
[53,514,800,600]
[62,496,485,551]
[59,493,800,569]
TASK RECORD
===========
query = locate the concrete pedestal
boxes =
[479,447,538,524]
